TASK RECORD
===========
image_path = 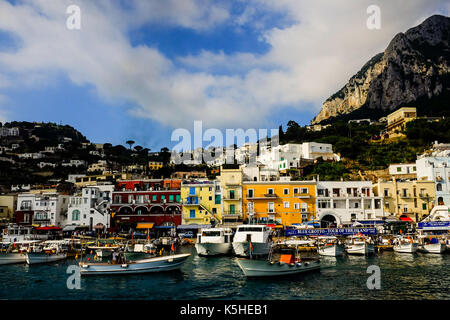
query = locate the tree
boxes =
[126,140,135,150]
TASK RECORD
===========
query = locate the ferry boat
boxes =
[317,236,345,257]
[195,228,233,256]
[232,225,273,257]
[235,248,320,277]
[1,224,35,243]
[418,235,446,254]
[79,253,191,275]
[345,234,374,255]
[393,235,418,253]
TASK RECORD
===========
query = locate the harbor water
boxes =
[1,246,450,300]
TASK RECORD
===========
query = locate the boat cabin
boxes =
[234,225,272,243]
[197,228,233,244]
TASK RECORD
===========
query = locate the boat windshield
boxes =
[237,227,263,232]
[202,231,222,237]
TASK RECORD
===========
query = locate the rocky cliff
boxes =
[312,15,450,124]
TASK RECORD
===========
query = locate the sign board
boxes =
[417,221,450,231]
[285,227,378,237]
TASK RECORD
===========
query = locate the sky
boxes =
[0,0,448,151]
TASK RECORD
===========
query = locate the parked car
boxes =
[178,231,195,238]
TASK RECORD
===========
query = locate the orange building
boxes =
[242,181,316,227]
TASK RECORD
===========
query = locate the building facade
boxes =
[316,181,384,227]
[217,167,244,225]
[181,181,221,225]
[386,107,417,138]
[242,181,317,226]
[0,194,17,222]
[374,179,436,222]
[15,193,69,226]
[416,156,450,206]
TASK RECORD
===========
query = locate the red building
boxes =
[110,179,182,231]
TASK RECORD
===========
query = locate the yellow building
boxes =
[374,179,436,222]
[242,181,317,227]
[148,161,164,171]
[0,194,17,222]
[386,107,417,139]
[181,181,221,225]
[217,167,243,225]
[75,173,132,188]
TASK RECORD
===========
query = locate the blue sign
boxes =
[285,227,378,237]
[417,221,450,230]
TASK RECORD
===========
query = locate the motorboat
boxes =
[232,225,273,257]
[393,235,418,253]
[195,228,233,256]
[418,235,446,254]
[235,248,320,277]
[25,242,67,265]
[79,253,191,275]
[345,234,374,255]
[317,236,345,257]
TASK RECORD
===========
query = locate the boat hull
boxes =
[79,253,191,275]
[232,242,272,257]
[236,258,320,277]
[393,243,418,253]
[0,253,27,265]
[318,244,344,257]
[195,243,232,256]
[419,243,446,254]
[346,243,374,255]
[26,252,67,265]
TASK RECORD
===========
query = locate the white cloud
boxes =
[0,0,447,130]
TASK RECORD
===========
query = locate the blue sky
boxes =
[0,0,448,150]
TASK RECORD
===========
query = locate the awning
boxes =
[177,224,211,230]
[155,225,176,229]
[400,217,414,222]
[136,223,154,229]
[62,225,77,232]
[35,226,62,231]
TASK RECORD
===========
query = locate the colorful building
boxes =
[180,181,221,226]
[242,181,317,227]
[110,179,182,231]
[217,167,244,225]
[0,194,17,223]
[385,107,417,139]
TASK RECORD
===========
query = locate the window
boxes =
[152,195,157,201]
[354,202,359,208]
[301,203,307,212]
[229,204,235,214]
[403,205,408,213]
[402,189,407,197]
[248,189,254,198]
[422,203,427,210]
[267,188,274,195]
[229,190,235,199]
[384,189,389,197]
[294,203,300,209]
[169,195,174,202]
[189,210,195,218]
[176,195,181,203]
[284,201,289,208]
[318,200,330,209]
[301,214,308,222]
[283,188,289,195]
[437,183,443,192]
[293,188,299,194]
[215,195,221,204]
[268,202,275,213]
[397,167,402,172]
[301,188,308,194]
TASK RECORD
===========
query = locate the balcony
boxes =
[400,193,412,198]
[294,193,311,199]
[222,196,241,201]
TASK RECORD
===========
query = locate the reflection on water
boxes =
[1,246,450,300]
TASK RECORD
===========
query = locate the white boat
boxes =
[195,228,233,256]
[418,235,446,254]
[393,236,418,253]
[0,241,42,265]
[79,253,191,275]
[235,248,320,277]
[346,235,374,255]
[317,236,345,257]
[232,225,273,257]
[26,252,67,264]
[0,252,27,265]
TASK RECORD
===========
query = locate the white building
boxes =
[416,156,450,206]
[242,164,279,182]
[66,174,86,184]
[61,159,86,167]
[0,127,19,137]
[301,142,337,161]
[316,181,385,226]
[18,153,44,159]
[16,193,69,227]
[388,163,417,177]
[37,162,57,169]
[66,185,114,230]
[88,160,108,173]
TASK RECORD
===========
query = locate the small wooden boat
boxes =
[26,252,67,264]
[346,235,374,255]
[393,235,418,253]
[317,236,345,257]
[79,253,191,275]
[0,241,41,265]
[235,248,320,277]
[418,235,446,254]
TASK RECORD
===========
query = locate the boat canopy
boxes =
[35,226,62,231]
[400,217,414,222]
[136,223,154,229]
[177,224,211,230]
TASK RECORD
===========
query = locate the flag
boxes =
[171,243,175,252]
[249,241,253,252]
[147,233,151,241]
